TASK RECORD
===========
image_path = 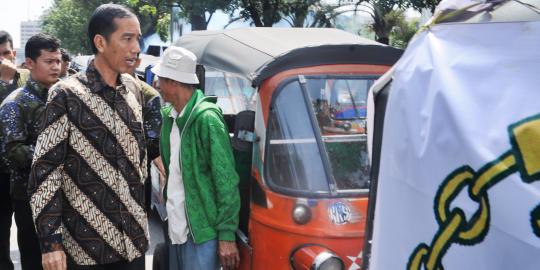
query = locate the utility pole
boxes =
[170,3,174,43]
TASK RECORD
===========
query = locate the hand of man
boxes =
[219,240,240,270]
[153,157,167,202]
[153,157,166,178]
[42,250,67,270]
[0,60,17,82]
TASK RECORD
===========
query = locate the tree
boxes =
[345,0,439,44]
[281,0,315,27]
[281,1,360,28]
[232,0,283,27]
[408,0,440,12]
[42,0,95,54]
[42,0,166,54]
[389,11,419,49]
[228,0,349,28]
[177,0,235,30]
[128,0,168,37]
[133,0,235,40]
[307,1,368,28]
[370,0,404,44]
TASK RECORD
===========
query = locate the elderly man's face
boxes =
[156,77,176,103]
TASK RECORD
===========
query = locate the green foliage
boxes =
[173,0,236,30]
[231,0,344,28]
[229,0,434,31]
[41,0,433,52]
[281,0,314,27]
[132,0,235,31]
[127,0,139,6]
[407,0,440,12]
[41,0,96,54]
[233,0,283,27]
[129,0,167,37]
[139,5,158,16]
[390,13,419,48]
[341,0,435,44]
[156,14,171,41]
[358,6,419,46]
[41,0,165,54]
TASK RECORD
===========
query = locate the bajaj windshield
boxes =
[266,76,374,196]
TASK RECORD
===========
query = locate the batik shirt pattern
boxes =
[28,61,161,265]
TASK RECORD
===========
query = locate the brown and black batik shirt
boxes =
[28,61,161,265]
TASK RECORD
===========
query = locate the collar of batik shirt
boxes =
[85,59,129,95]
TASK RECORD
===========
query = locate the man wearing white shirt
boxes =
[153,46,240,270]
[166,105,189,245]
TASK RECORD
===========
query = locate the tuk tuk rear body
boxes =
[169,28,402,270]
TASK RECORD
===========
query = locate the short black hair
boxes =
[88,3,136,54]
[60,48,71,62]
[25,33,61,61]
[0,30,14,49]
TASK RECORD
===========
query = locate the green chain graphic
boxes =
[407,114,540,270]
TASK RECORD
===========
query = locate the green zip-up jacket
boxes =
[160,89,240,244]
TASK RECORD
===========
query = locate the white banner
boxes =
[369,20,540,270]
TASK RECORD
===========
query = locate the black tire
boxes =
[153,242,169,270]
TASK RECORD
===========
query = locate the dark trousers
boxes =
[0,174,14,270]
[67,256,145,270]
[12,199,43,270]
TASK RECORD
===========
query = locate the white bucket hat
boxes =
[151,46,199,84]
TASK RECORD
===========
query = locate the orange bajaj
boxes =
[155,28,402,270]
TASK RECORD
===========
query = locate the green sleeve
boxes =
[200,109,240,241]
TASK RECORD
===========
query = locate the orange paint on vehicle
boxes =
[241,188,368,269]
[237,63,392,270]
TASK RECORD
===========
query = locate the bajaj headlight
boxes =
[291,245,345,270]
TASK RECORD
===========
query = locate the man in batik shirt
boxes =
[28,4,161,270]
[0,33,62,270]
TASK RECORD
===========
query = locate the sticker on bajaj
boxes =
[328,202,351,225]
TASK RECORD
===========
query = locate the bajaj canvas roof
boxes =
[174,27,403,87]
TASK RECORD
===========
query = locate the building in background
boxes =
[16,20,42,65]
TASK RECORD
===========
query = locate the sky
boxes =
[0,0,53,49]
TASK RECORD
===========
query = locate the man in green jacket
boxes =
[152,46,240,270]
